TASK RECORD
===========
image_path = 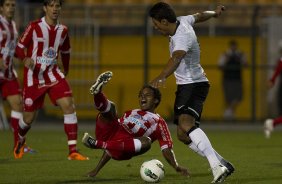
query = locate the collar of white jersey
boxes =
[41,17,60,30]
[169,20,180,37]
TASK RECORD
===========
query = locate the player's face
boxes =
[151,18,169,36]
[1,0,16,21]
[138,88,157,112]
[44,0,61,23]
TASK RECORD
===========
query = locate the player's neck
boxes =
[45,16,57,26]
[2,15,12,23]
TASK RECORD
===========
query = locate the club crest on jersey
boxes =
[25,98,33,106]
[37,47,57,65]
[44,47,57,59]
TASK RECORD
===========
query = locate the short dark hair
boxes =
[0,0,6,7]
[43,0,63,6]
[149,2,177,23]
[140,85,162,108]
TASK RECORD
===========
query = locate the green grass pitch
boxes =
[0,123,282,184]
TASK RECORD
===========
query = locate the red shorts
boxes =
[23,79,72,111]
[0,78,21,99]
[95,115,135,160]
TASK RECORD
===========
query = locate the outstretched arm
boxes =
[150,50,186,88]
[87,151,111,177]
[193,5,225,23]
[162,148,190,176]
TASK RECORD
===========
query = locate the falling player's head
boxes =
[138,85,162,112]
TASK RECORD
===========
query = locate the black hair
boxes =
[149,2,177,23]
[43,0,63,6]
[139,84,162,108]
[0,0,6,6]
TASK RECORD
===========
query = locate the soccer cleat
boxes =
[14,138,26,159]
[82,132,97,149]
[211,164,228,183]
[23,144,36,154]
[223,161,235,177]
[68,152,89,161]
[264,119,274,138]
[90,71,113,95]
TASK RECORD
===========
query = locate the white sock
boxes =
[189,128,221,168]
[188,142,205,157]
[189,142,225,163]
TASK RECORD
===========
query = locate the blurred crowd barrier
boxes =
[9,2,282,122]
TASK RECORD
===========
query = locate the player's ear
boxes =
[154,99,159,105]
[43,6,47,13]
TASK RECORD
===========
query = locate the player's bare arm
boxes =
[87,151,111,177]
[193,5,225,23]
[162,148,190,176]
[150,50,186,88]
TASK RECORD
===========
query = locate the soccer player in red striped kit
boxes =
[14,0,88,160]
[0,0,34,154]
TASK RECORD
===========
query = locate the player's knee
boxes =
[177,132,191,145]
[140,137,151,152]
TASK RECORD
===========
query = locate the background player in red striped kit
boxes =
[82,71,188,177]
[14,0,88,160]
[0,0,34,155]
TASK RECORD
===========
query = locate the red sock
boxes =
[64,113,78,154]
[273,116,282,127]
[10,117,19,148]
[94,92,110,112]
[95,139,135,153]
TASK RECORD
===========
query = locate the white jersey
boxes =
[169,15,208,85]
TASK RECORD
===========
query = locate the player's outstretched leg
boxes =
[90,71,113,95]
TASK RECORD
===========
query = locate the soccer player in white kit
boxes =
[13,0,88,160]
[149,2,234,183]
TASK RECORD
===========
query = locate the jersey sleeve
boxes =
[156,118,173,150]
[60,31,70,73]
[15,23,33,60]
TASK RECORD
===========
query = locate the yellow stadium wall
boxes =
[39,35,266,121]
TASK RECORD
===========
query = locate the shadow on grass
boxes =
[56,178,131,184]
[236,176,282,183]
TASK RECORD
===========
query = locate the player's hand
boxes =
[175,165,190,177]
[149,76,166,88]
[0,59,8,70]
[86,170,97,177]
[24,57,35,69]
[214,5,225,18]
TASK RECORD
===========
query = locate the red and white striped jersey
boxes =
[119,109,173,150]
[16,17,70,87]
[0,15,18,80]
